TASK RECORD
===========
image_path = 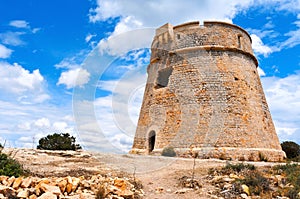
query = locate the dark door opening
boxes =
[148,130,156,152]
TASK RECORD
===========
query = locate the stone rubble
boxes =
[0,174,144,199]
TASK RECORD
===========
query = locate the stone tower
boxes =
[130,21,285,161]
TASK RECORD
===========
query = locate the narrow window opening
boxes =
[177,34,180,39]
[238,35,242,48]
[148,130,156,152]
[155,67,173,88]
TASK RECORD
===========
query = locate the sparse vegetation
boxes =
[37,133,82,151]
[238,171,271,195]
[161,146,176,157]
[0,148,27,177]
[273,163,300,198]
[281,141,300,159]
[222,162,256,174]
[96,185,107,199]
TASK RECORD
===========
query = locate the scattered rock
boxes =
[21,177,32,188]
[241,184,250,195]
[17,189,29,198]
[12,177,23,189]
[155,187,164,194]
[0,174,142,199]
[240,193,248,199]
[38,192,57,199]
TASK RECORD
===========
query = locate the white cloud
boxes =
[257,67,266,76]
[57,68,90,89]
[9,20,30,28]
[34,118,50,128]
[0,44,13,58]
[0,31,25,46]
[0,62,45,94]
[85,33,96,43]
[89,0,250,25]
[55,50,88,69]
[251,34,272,57]
[90,0,255,56]
[280,26,300,49]
[261,72,300,141]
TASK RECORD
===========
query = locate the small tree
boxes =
[37,133,82,151]
[281,141,300,159]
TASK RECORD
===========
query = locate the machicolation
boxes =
[130,21,286,162]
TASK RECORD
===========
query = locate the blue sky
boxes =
[0,0,300,152]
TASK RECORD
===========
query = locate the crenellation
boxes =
[130,21,286,162]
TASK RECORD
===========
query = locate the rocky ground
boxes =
[0,148,298,199]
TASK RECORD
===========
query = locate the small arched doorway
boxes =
[148,130,156,152]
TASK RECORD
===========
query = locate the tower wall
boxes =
[130,21,286,161]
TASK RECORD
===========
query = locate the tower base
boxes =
[130,147,286,162]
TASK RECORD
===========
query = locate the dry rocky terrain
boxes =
[0,148,298,199]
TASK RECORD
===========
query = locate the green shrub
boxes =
[223,163,256,174]
[281,141,300,159]
[0,153,26,177]
[273,163,300,198]
[37,133,82,151]
[239,171,270,195]
[161,146,176,157]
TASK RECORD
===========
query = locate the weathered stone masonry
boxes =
[130,21,286,161]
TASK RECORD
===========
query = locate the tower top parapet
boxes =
[152,20,256,66]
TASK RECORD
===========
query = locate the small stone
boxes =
[71,177,80,192]
[37,192,57,199]
[223,183,232,189]
[241,184,250,195]
[57,179,67,193]
[12,177,23,189]
[222,177,234,182]
[241,193,248,199]
[17,189,29,198]
[155,187,164,194]
[29,194,38,199]
[118,189,134,198]
[0,185,15,196]
[40,183,61,196]
[0,176,8,184]
[6,176,15,187]
[229,173,239,179]
[21,177,32,188]
[166,189,172,193]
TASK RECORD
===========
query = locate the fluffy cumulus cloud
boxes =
[57,68,91,89]
[0,44,13,58]
[89,0,253,26]
[251,34,272,57]
[0,62,46,95]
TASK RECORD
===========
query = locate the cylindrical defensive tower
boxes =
[130,21,286,161]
